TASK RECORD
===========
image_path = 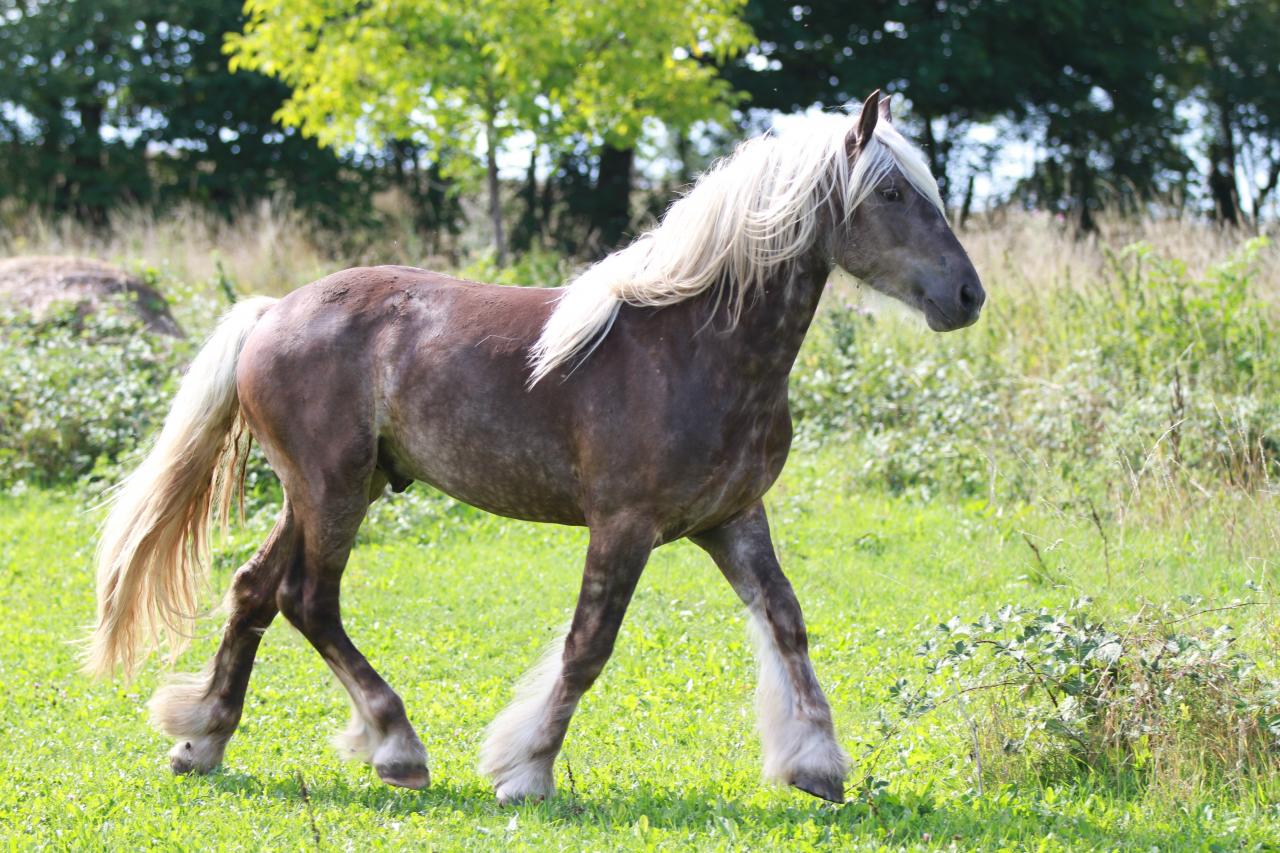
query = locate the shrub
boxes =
[0,300,189,487]
[886,598,1280,799]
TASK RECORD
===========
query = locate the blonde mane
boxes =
[527,110,943,385]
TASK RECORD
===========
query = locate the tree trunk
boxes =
[959,173,975,229]
[919,115,950,211]
[1073,157,1098,235]
[1209,101,1242,227]
[74,101,106,224]
[675,129,693,187]
[484,104,507,265]
[1253,159,1279,229]
[511,143,541,253]
[593,144,634,253]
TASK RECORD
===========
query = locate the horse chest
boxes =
[658,394,793,536]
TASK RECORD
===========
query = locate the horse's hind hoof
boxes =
[492,770,554,806]
[376,761,430,790]
[791,771,845,804]
[167,738,225,776]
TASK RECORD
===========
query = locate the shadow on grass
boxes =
[198,770,1246,848]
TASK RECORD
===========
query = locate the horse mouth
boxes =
[923,299,980,332]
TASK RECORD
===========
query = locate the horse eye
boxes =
[880,187,901,202]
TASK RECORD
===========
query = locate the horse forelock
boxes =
[527,111,943,385]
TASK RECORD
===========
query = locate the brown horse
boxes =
[88,91,983,805]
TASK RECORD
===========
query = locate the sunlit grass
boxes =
[3,448,1278,850]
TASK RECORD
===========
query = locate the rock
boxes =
[0,256,184,337]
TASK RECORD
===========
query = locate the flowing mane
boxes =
[527,110,944,385]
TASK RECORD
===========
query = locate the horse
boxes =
[87,90,984,805]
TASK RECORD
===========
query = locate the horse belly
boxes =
[382,406,585,526]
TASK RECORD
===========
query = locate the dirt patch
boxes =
[0,256,184,337]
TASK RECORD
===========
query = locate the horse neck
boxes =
[696,248,832,387]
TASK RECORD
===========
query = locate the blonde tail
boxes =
[86,296,278,679]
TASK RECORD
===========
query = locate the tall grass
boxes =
[799,231,1280,505]
[0,201,424,297]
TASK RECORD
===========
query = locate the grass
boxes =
[3,450,1279,850]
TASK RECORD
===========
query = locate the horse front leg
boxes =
[480,517,655,804]
[693,501,849,802]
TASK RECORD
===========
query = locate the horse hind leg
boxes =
[276,481,429,789]
[148,502,297,774]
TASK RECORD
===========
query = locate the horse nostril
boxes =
[959,281,984,312]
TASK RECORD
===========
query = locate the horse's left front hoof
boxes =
[375,761,430,790]
[791,771,845,803]
[494,783,550,806]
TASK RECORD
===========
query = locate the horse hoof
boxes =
[791,771,845,804]
[167,739,222,776]
[495,785,547,807]
[376,762,430,790]
[493,771,554,806]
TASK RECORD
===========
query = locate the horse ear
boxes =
[878,94,892,123]
[849,89,882,151]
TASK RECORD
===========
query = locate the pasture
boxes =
[3,220,1280,849]
[3,457,1279,849]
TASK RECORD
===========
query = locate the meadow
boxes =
[2,210,1280,849]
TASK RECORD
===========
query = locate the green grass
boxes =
[3,451,1280,850]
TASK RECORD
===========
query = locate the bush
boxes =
[879,598,1280,801]
[0,300,189,487]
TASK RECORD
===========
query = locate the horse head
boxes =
[833,90,985,332]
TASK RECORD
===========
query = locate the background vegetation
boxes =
[4,211,1280,848]
[3,0,1280,256]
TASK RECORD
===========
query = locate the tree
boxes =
[727,0,1193,228]
[1011,1,1192,231]
[724,0,1037,206]
[227,0,753,263]
[0,0,367,223]
[1178,0,1280,226]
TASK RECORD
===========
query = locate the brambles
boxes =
[0,301,187,487]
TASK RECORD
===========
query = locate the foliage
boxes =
[728,0,1278,228]
[5,458,1280,848]
[0,0,367,222]
[228,0,750,152]
[456,247,572,289]
[4,0,1280,246]
[1179,0,1280,225]
[0,298,188,487]
[227,0,754,258]
[791,237,1280,499]
[898,598,1280,795]
[2,219,1280,846]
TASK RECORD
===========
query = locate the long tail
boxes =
[86,296,278,679]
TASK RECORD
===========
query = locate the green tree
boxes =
[727,0,1192,228]
[0,0,367,223]
[724,0,1036,205]
[1178,0,1280,226]
[227,0,753,263]
[1011,2,1192,231]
